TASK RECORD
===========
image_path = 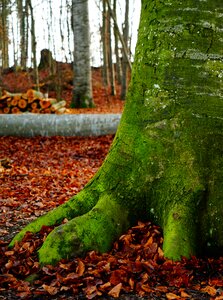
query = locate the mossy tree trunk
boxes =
[10,0,223,265]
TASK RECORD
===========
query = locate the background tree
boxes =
[120,0,129,100]
[10,0,223,265]
[101,0,110,87]
[107,2,116,96]
[105,0,132,98]
[101,0,117,96]
[0,0,10,69]
[71,0,94,108]
[113,0,122,85]
[27,0,39,89]
[17,0,29,69]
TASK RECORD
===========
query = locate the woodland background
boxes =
[0,0,140,108]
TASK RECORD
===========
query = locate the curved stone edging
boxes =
[0,114,122,137]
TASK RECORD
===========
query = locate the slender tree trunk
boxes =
[107,7,116,96]
[71,0,93,108]
[48,0,56,60]
[10,0,223,265]
[66,0,73,62]
[11,14,17,68]
[101,0,110,87]
[27,0,39,90]
[59,0,65,59]
[105,0,131,70]
[120,0,129,100]
[113,0,122,85]
[1,0,9,69]
[17,0,28,69]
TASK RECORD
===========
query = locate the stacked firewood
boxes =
[0,89,67,114]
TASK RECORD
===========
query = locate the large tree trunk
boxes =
[10,0,223,265]
[71,0,94,108]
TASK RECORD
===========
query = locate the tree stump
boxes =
[38,49,56,74]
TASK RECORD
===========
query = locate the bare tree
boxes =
[17,0,29,69]
[101,0,109,87]
[120,0,129,100]
[113,0,122,85]
[27,0,39,90]
[66,0,73,62]
[71,0,93,108]
[107,4,116,96]
[0,0,10,69]
[105,0,132,100]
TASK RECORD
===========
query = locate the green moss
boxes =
[38,194,129,265]
[204,60,223,78]
[9,186,99,248]
[9,202,73,247]
[162,201,198,260]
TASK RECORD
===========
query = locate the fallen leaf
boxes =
[4,250,15,256]
[76,259,85,276]
[155,285,168,293]
[141,284,152,293]
[99,282,111,291]
[180,290,191,298]
[42,284,58,295]
[201,285,217,296]
[110,269,127,285]
[166,292,180,299]
[108,283,122,298]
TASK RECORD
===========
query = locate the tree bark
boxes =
[17,0,29,69]
[0,114,121,136]
[71,0,94,108]
[0,0,9,69]
[10,0,223,265]
[107,7,116,96]
[38,49,56,73]
[113,0,122,85]
[105,0,132,70]
[120,0,129,100]
[101,1,110,89]
[27,0,39,90]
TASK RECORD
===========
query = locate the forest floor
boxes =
[0,67,223,299]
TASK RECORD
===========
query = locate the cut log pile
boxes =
[0,89,67,114]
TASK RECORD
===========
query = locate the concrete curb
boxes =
[0,114,122,137]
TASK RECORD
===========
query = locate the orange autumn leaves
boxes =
[1,221,223,299]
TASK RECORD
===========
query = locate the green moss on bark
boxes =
[9,186,99,247]
[38,195,129,265]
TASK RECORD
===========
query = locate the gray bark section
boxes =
[0,114,121,137]
[72,0,92,107]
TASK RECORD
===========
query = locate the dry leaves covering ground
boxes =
[0,135,223,300]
